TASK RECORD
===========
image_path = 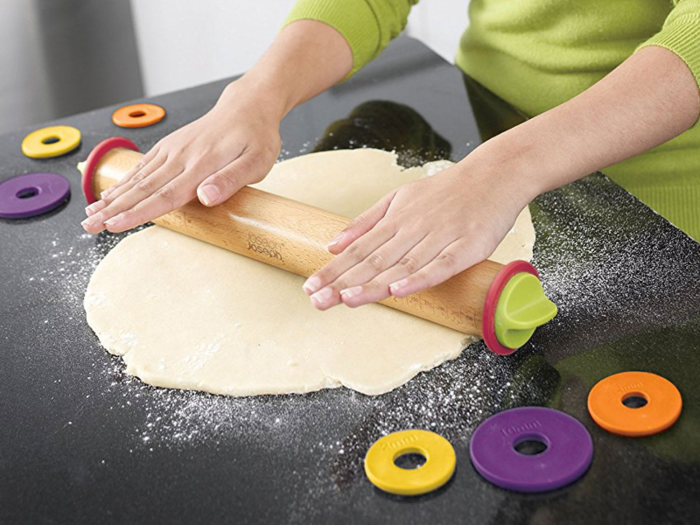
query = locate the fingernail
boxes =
[340,286,362,299]
[198,185,220,206]
[327,232,346,249]
[85,201,106,216]
[104,214,124,229]
[389,279,408,293]
[303,276,322,294]
[310,287,333,305]
[81,215,101,229]
[101,187,114,199]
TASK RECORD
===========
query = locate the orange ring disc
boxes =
[112,103,166,128]
[587,371,682,437]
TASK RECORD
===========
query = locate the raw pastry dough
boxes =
[85,149,535,396]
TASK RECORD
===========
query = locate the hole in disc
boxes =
[514,437,548,456]
[622,392,648,409]
[394,453,426,470]
[42,136,60,145]
[16,187,39,199]
[129,110,146,118]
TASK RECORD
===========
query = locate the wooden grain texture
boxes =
[88,148,505,335]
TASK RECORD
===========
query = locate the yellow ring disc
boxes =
[21,125,81,159]
[364,429,456,496]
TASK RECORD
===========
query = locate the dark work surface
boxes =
[1,36,699,524]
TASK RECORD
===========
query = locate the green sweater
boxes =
[284,0,700,240]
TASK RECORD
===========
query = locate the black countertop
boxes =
[1,36,699,524]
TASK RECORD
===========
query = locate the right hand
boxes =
[81,81,282,234]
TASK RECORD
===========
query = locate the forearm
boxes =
[469,46,700,201]
[218,20,352,121]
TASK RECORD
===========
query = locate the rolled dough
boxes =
[85,149,535,396]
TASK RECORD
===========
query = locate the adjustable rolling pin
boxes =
[78,137,557,355]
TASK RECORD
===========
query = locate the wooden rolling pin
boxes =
[78,138,556,353]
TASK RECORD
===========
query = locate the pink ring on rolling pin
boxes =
[81,137,140,204]
[482,260,540,355]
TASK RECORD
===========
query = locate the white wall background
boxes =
[0,1,53,130]
[0,0,143,134]
[130,0,467,96]
[407,0,467,62]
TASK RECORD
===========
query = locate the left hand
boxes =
[302,161,531,309]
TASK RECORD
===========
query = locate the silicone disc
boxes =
[0,173,70,218]
[22,125,81,159]
[470,407,593,493]
[364,430,456,496]
[112,103,166,128]
[588,371,682,437]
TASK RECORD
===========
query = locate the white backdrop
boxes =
[0,1,52,129]
[130,0,468,96]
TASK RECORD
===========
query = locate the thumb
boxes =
[197,153,268,207]
[327,189,397,255]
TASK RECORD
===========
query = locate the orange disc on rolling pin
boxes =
[112,103,166,128]
[587,371,682,437]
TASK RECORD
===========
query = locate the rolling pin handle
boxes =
[78,137,140,204]
[482,260,557,355]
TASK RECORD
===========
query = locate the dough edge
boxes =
[84,149,533,397]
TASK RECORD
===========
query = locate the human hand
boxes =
[81,81,282,234]
[302,162,532,309]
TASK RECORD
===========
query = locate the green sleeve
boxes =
[282,0,418,77]
[637,0,700,93]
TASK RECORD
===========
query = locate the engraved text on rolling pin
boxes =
[247,233,285,262]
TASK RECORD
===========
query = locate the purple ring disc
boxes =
[470,407,593,493]
[0,173,70,219]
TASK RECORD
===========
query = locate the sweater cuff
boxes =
[282,0,381,78]
[637,13,700,104]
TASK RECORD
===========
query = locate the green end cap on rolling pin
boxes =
[494,273,558,350]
